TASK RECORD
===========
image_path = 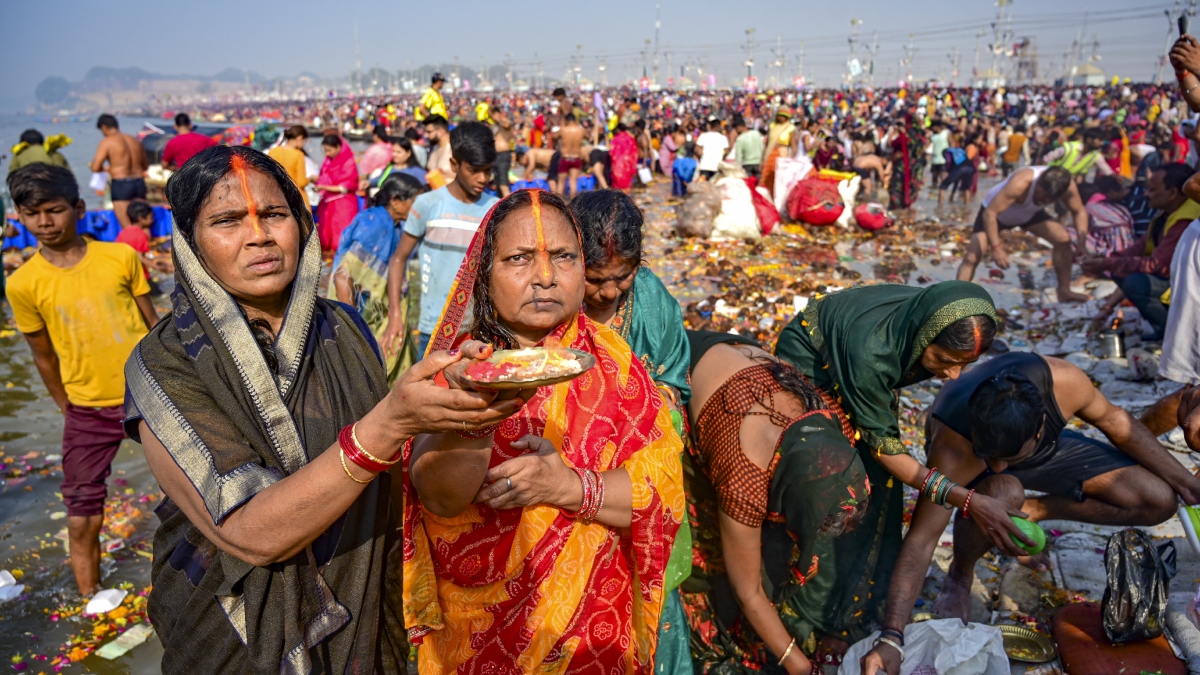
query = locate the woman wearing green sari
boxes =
[571,189,693,674]
[773,281,1024,666]
[330,171,424,380]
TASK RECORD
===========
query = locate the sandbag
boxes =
[787,176,843,226]
[711,176,761,240]
[748,181,780,235]
[676,182,721,238]
[853,203,894,232]
[1102,527,1177,643]
[773,156,812,217]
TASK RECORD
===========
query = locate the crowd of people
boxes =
[8,33,1200,675]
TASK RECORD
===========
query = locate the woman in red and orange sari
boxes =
[402,188,685,673]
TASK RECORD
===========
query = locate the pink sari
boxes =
[317,142,360,253]
[611,131,638,190]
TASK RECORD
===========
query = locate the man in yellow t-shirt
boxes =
[415,72,447,122]
[5,164,157,596]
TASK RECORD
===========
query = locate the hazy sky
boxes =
[0,0,1179,112]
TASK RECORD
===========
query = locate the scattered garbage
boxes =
[95,622,155,660]
[84,588,129,615]
[0,569,25,602]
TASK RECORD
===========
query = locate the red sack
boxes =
[746,178,780,235]
[853,203,894,231]
[787,176,843,226]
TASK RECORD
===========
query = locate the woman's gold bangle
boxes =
[778,637,797,666]
[340,449,373,484]
[351,423,399,466]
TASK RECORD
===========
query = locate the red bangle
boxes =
[962,489,976,519]
[920,467,937,495]
[338,424,390,473]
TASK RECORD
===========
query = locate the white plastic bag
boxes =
[711,176,762,240]
[840,620,1008,675]
[773,156,812,218]
[637,165,653,185]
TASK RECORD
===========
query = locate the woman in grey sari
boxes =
[124,145,520,674]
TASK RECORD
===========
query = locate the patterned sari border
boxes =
[125,346,279,524]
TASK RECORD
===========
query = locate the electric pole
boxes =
[743,28,756,79]
[641,39,651,78]
[847,18,862,86]
[973,29,985,82]
[597,52,608,87]
[653,5,661,86]
[353,21,362,93]
[771,35,786,89]
[664,44,673,87]
[868,30,879,87]
[902,33,917,84]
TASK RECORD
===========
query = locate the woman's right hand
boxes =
[968,492,1033,557]
[356,348,523,453]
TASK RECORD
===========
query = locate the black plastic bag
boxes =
[1101,527,1177,643]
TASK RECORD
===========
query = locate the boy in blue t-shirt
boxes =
[381,122,498,358]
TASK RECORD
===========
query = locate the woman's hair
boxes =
[388,136,419,167]
[283,125,308,141]
[470,190,578,349]
[373,171,423,208]
[758,357,829,414]
[933,314,997,355]
[321,134,342,149]
[570,189,643,268]
[165,145,315,373]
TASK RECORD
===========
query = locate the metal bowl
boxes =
[463,348,596,389]
[997,624,1056,663]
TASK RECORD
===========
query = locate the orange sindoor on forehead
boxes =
[530,191,551,276]
[230,155,261,235]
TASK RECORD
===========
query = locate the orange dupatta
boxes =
[402,190,684,674]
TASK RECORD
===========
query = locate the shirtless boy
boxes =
[956,165,1091,303]
[90,114,149,228]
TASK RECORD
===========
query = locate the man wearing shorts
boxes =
[554,112,585,196]
[6,164,157,596]
[90,114,149,229]
[858,351,1200,674]
[956,165,1091,302]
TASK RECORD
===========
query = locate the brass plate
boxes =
[463,348,596,389]
[997,624,1056,663]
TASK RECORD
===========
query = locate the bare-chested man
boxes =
[554,113,586,196]
[492,107,515,197]
[956,165,1091,303]
[422,114,454,184]
[859,352,1197,675]
[90,114,149,228]
[520,148,556,180]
